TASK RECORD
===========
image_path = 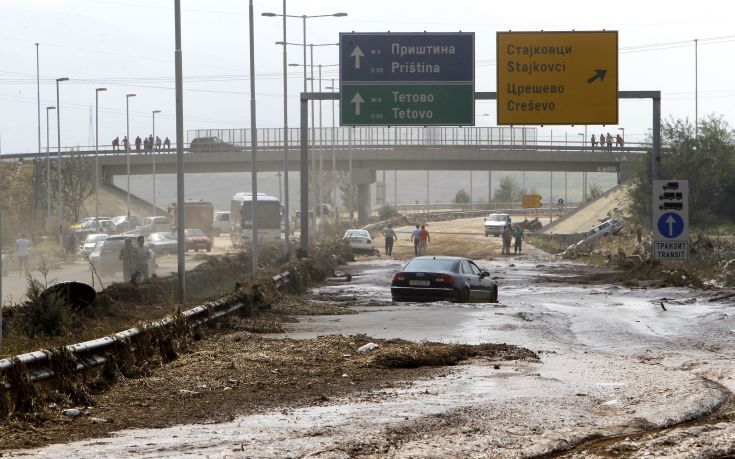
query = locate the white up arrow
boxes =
[351,92,365,115]
[351,46,365,69]
[666,215,676,237]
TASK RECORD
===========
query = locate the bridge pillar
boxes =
[351,168,376,226]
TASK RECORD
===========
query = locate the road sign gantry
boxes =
[340,32,475,126]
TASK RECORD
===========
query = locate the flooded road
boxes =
[10,236,735,456]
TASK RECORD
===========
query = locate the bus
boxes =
[230,192,282,247]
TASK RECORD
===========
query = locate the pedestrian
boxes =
[418,224,430,255]
[606,132,613,151]
[155,136,162,151]
[599,133,605,152]
[381,223,398,256]
[122,136,130,151]
[513,226,524,254]
[119,238,137,282]
[112,136,120,151]
[135,136,142,153]
[15,233,31,276]
[134,235,152,281]
[143,137,150,153]
[590,134,596,150]
[164,136,171,150]
[148,134,154,151]
[501,224,511,255]
[616,133,624,149]
[66,232,77,261]
[410,224,420,256]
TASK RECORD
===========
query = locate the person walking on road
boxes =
[119,238,137,282]
[134,235,152,281]
[501,224,512,255]
[410,224,421,256]
[513,226,525,254]
[15,233,31,276]
[418,224,430,256]
[381,223,398,256]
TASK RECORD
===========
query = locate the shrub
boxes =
[14,275,76,338]
[378,205,398,220]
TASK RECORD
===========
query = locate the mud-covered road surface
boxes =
[8,220,735,457]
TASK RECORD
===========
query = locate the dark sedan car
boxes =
[391,256,498,303]
[146,231,178,255]
[189,136,240,153]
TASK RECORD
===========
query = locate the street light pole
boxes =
[248,0,259,274]
[125,93,136,218]
[695,38,698,139]
[35,44,42,204]
[55,77,69,250]
[95,88,107,222]
[174,0,186,304]
[45,106,56,222]
[281,0,290,255]
[152,110,161,217]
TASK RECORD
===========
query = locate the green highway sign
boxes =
[339,32,475,126]
[339,85,474,125]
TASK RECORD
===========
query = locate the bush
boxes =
[452,189,471,204]
[14,275,76,338]
[378,205,398,220]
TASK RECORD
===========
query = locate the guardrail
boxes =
[0,269,292,388]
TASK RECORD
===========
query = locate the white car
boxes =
[343,229,374,254]
[213,211,230,236]
[484,213,511,237]
[82,233,109,257]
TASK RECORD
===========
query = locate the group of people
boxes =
[590,132,624,151]
[118,235,152,283]
[501,222,524,255]
[111,135,171,153]
[379,223,431,257]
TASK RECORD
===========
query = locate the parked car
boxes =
[391,256,498,303]
[484,213,511,237]
[146,231,178,255]
[89,234,156,277]
[82,233,109,257]
[181,228,212,252]
[110,215,141,233]
[213,211,230,236]
[189,136,240,153]
[73,218,115,238]
[342,229,374,254]
[141,216,171,233]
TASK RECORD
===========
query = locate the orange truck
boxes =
[168,200,215,236]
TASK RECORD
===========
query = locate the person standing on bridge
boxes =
[599,133,605,152]
[418,224,430,256]
[606,132,613,151]
[381,223,398,257]
[122,136,129,151]
[590,134,597,150]
[143,136,150,153]
[155,136,162,151]
[135,136,142,154]
[164,136,171,151]
[616,133,624,149]
[410,224,421,256]
[112,136,120,151]
[148,134,154,153]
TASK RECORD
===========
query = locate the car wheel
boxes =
[456,286,470,303]
[490,286,498,303]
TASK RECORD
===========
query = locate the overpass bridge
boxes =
[4,126,647,221]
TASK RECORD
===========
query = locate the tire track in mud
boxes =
[534,377,735,458]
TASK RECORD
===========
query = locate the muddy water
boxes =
[13,255,735,457]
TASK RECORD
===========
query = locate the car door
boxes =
[460,260,481,301]
[469,261,492,300]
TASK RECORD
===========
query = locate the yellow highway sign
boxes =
[497,31,618,125]
[522,194,543,209]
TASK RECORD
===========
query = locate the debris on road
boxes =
[357,342,379,352]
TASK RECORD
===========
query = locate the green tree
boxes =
[338,172,358,219]
[493,176,522,204]
[627,116,735,226]
[452,188,470,204]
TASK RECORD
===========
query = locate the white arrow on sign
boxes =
[351,92,365,115]
[666,215,676,237]
[350,46,365,69]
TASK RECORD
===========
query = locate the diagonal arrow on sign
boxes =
[350,46,365,69]
[350,92,365,115]
[586,69,607,84]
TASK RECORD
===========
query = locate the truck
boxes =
[168,200,215,237]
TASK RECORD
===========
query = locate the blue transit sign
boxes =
[339,32,475,126]
[657,212,685,239]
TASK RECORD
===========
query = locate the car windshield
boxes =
[111,216,126,225]
[345,230,369,238]
[403,258,459,273]
[488,214,508,222]
[150,232,174,241]
[85,234,107,243]
[185,229,206,237]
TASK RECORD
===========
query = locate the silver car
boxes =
[343,229,374,253]
[82,233,109,257]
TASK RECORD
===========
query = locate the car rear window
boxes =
[488,214,508,222]
[403,258,459,273]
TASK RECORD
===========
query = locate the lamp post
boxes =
[152,110,161,217]
[694,38,698,139]
[45,106,56,222]
[55,77,69,249]
[262,9,346,229]
[325,79,338,222]
[95,88,107,222]
[578,133,586,202]
[125,93,136,218]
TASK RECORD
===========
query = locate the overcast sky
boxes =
[1,0,733,153]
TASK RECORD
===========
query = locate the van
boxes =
[484,213,511,237]
[213,211,230,236]
[141,216,171,233]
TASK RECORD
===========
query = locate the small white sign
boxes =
[652,180,689,261]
